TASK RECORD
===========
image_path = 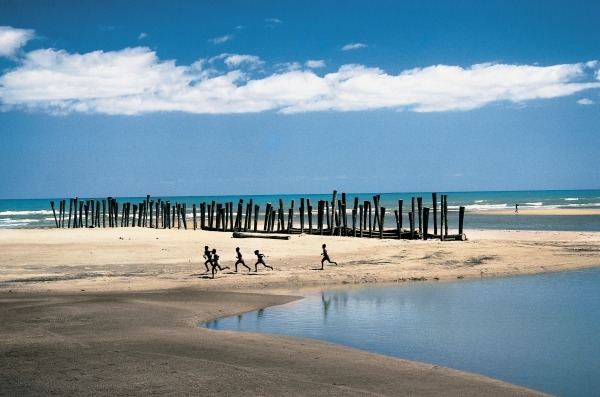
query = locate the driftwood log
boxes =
[232,232,290,240]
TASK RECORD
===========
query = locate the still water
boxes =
[204,268,600,397]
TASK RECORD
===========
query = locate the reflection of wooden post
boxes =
[423,207,430,240]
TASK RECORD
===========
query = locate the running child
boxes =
[234,247,251,272]
[320,244,337,270]
[254,250,273,272]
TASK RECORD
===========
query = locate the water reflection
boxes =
[202,269,600,397]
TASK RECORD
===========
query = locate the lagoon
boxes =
[204,268,600,397]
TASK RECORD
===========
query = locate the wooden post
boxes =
[95,201,100,227]
[398,199,403,231]
[200,203,206,230]
[444,195,449,237]
[330,190,337,236]
[50,201,59,228]
[379,207,385,239]
[351,207,357,237]
[287,199,294,233]
[367,201,372,238]
[394,210,401,239]
[192,204,197,230]
[359,204,364,238]
[440,195,445,241]
[373,195,380,233]
[325,201,330,231]
[79,200,83,228]
[318,200,324,235]
[432,193,438,236]
[417,197,423,238]
[409,212,415,239]
[254,204,259,232]
[299,198,305,233]
[182,205,188,230]
[307,199,313,235]
[423,207,430,240]
[68,198,74,228]
[235,200,243,231]
[458,206,465,235]
[341,199,347,236]
[264,202,272,232]
[132,204,137,227]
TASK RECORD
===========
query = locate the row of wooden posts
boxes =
[50,191,466,240]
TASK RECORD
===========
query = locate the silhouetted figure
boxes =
[211,248,229,279]
[321,244,337,270]
[234,247,251,272]
[203,246,212,272]
[515,204,519,213]
[254,250,273,272]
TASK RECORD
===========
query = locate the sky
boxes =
[0,0,599,199]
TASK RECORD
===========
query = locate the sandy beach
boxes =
[2,225,599,396]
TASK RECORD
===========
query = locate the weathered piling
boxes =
[299,198,305,233]
[423,207,430,240]
[432,192,438,236]
[307,199,313,234]
[49,191,466,240]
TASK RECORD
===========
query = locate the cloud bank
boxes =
[0,27,598,116]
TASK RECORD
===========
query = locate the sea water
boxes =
[1,189,600,230]
[204,268,600,397]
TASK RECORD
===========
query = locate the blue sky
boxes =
[0,0,599,199]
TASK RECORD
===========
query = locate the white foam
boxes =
[0,210,53,216]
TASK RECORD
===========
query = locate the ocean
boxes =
[1,189,600,231]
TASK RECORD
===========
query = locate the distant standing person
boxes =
[234,247,251,272]
[254,250,273,272]
[203,245,212,272]
[211,248,229,278]
[515,204,519,213]
[320,244,337,270]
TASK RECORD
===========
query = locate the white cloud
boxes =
[342,43,367,51]
[138,32,148,40]
[305,60,325,68]
[265,18,282,26]
[0,42,599,116]
[577,98,594,105]
[0,26,35,58]
[209,54,264,70]
[209,34,233,44]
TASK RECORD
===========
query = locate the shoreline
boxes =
[3,228,597,396]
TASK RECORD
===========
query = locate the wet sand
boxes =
[3,226,598,396]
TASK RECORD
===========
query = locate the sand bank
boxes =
[3,227,597,396]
